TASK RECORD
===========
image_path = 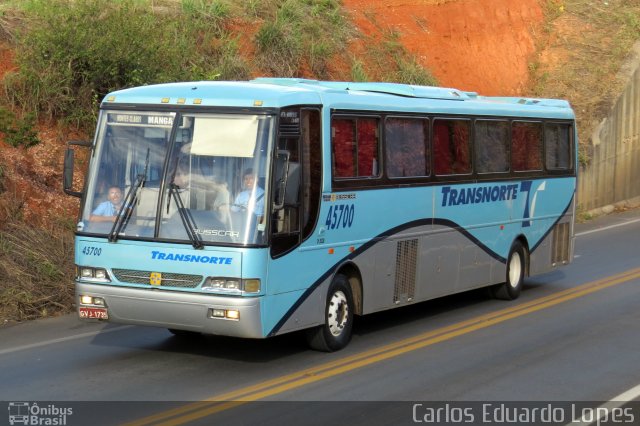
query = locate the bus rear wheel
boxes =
[306,274,354,352]
[491,241,526,300]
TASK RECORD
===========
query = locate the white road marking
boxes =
[568,384,640,426]
[0,325,133,356]
[576,218,640,237]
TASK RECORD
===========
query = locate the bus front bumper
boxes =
[76,282,264,338]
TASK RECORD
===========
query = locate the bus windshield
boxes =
[80,110,274,246]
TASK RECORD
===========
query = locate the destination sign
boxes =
[108,114,174,127]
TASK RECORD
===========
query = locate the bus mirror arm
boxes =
[273,150,290,211]
[63,140,92,198]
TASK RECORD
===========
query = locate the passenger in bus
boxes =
[90,186,124,222]
[172,164,231,213]
[232,168,264,216]
[211,178,231,212]
[208,165,231,212]
[170,170,184,190]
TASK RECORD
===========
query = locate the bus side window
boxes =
[357,119,379,176]
[331,116,380,179]
[433,121,453,175]
[512,121,543,171]
[475,120,510,174]
[452,121,471,174]
[385,117,430,178]
[545,123,572,170]
[434,119,471,175]
[332,118,356,178]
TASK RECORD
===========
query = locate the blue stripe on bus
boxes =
[267,195,574,337]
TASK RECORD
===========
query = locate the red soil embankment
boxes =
[343,0,544,95]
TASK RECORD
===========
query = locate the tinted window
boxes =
[332,117,379,178]
[433,119,471,175]
[475,120,510,173]
[545,123,572,170]
[512,121,542,171]
[385,117,430,178]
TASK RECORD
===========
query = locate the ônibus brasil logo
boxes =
[7,402,73,426]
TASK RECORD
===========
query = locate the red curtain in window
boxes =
[332,119,356,178]
[525,126,542,170]
[357,119,378,176]
[453,122,470,174]
[512,125,527,171]
[512,123,542,171]
[433,121,452,175]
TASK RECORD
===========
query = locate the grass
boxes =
[252,0,351,78]
[0,0,439,134]
[0,199,76,323]
[0,0,359,130]
[530,0,640,156]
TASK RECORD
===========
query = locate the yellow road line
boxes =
[125,267,640,426]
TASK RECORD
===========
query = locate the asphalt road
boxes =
[1,209,639,426]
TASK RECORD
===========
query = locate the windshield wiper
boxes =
[168,183,204,249]
[108,148,149,242]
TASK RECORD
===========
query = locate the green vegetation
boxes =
[0,107,39,148]
[531,0,640,157]
[2,0,251,129]
[252,0,350,78]
[0,0,436,133]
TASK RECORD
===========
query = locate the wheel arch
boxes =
[513,234,531,277]
[334,261,363,315]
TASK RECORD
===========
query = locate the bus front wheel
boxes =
[306,274,354,352]
[491,241,526,300]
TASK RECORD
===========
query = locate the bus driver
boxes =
[90,186,124,222]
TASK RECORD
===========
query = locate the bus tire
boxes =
[306,274,354,352]
[491,241,525,300]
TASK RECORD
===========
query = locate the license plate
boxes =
[79,307,109,320]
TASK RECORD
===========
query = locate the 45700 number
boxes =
[325,204,355,230]
[81,246,102,256]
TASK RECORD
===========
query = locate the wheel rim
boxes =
[327,290,349,336]
[508,251,522,288]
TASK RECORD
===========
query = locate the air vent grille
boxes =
[394,239,418,303]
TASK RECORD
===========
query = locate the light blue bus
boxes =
[64,79,576,351]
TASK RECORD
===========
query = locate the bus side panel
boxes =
[365,224,496,313]
[420,232,462,299]
[264,177,575,336]
[458,236,493,291]
[262,281,327,335]
[528,198,575,276]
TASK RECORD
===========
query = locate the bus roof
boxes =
[102,78,575,119]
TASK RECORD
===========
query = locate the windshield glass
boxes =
[159,114,273,245]
[80,111,174,238]
[80,111,274,246]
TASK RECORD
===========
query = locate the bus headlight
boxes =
[76,266,111,283]
[79,295,105,306]
[202,277,260,294]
